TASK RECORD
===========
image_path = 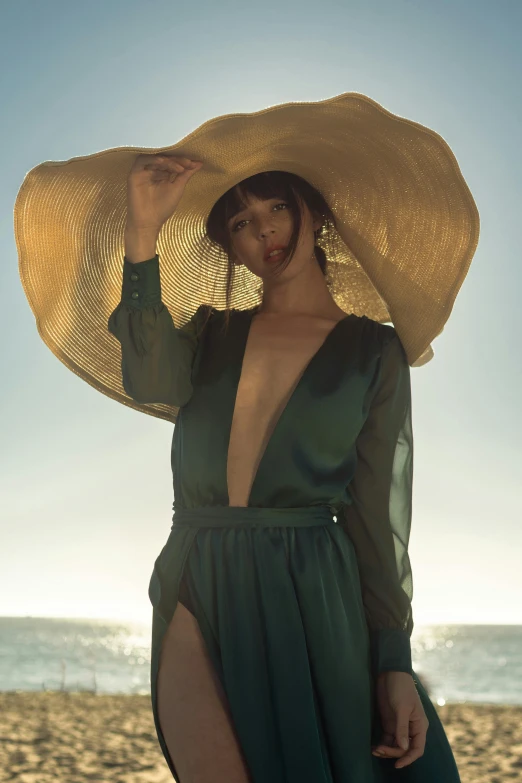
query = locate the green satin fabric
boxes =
[149,505,460,783]
[108,255,461,782]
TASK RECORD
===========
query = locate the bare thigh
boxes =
[157,600,252,783]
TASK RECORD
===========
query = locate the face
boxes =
[226,192,322,281]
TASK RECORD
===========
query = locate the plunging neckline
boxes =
[226,307,353,507]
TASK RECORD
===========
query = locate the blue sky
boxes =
[1,0,520,625]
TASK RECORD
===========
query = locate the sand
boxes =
[0,692,520,782]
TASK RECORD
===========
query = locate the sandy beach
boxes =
[0,692,520,782]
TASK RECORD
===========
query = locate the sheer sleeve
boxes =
[107,254,208,407]
[339,326,414,677]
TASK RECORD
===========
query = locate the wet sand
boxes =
[0,692,520,782]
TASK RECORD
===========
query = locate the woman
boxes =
[17,93,478,783]
[107,154,459,782]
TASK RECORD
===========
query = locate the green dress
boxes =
[108,255,461,783]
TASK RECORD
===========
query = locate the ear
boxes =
[311,212,323,233]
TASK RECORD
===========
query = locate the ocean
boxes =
[1,617,520,706]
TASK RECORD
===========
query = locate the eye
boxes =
[232,202,288,232]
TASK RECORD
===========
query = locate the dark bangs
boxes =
[208,170,308,281]
[200,170,338,331]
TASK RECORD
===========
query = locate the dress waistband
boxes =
[171,504,336,528]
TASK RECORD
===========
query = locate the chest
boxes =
[179,308,378,507]
[231,315,340,428]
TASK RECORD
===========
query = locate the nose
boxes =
[251,212,276,237]
[259,224,277,238]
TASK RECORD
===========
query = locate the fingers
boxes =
[372,726,405,758]
[395,730,427,769]
[153,157,203,181]
[139,154,203,176]
[372,728,428,769]
[156,154,202,168]
[372,742,406,759]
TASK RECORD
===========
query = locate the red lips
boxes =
[264,244,287,261]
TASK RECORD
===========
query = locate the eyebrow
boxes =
[228,206,247,223]
[228,197,281,223]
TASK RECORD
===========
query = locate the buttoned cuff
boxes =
[370,629,413,676]
[121,254,162,309]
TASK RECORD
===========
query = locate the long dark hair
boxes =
[198,170,338,334]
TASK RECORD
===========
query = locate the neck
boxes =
[255,251,342,320]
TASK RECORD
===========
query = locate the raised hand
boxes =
[125,153,204,233]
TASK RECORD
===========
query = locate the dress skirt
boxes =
[148,505,461,782]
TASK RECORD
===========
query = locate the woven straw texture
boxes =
[15,92,480,422]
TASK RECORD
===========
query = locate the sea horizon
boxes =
[1,616,520,707]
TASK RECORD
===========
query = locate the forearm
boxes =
[124,223,160,264]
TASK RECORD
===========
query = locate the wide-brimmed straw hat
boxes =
[15,91,480,422]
